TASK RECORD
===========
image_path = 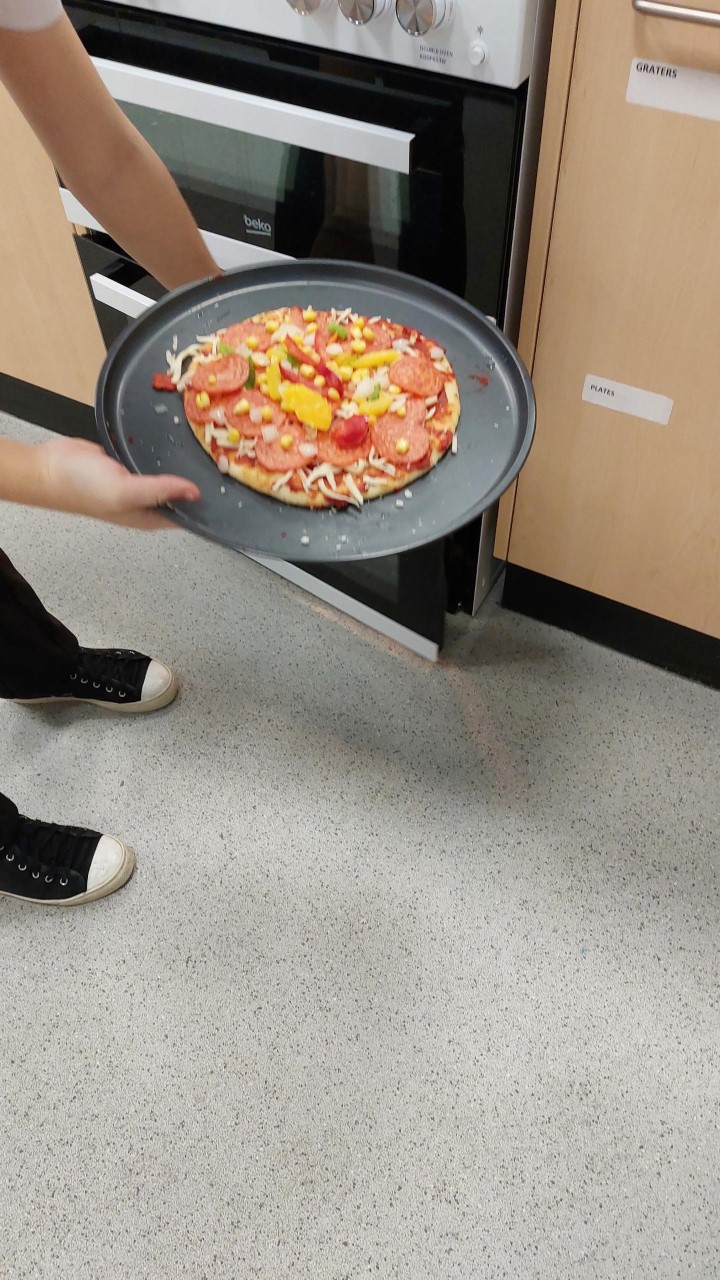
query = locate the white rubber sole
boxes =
[0,841,135,906]
[12,672,178,714]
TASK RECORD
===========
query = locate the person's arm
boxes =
[0,436,200,531]
[0,13,219,290]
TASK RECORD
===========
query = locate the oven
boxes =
[62,0,553,659]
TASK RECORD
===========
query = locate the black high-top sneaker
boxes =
[0,813,134,906]
[12,647,177,713]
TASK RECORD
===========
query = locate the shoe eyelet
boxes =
[106,686,114,694]
[60,877,68,887]
[119,691,127,699]
[69,673,77,681]
[93,682,101,689]
[45,875,53,884]
[80,678,89,685]
[5,852,14,863]
[32,871,40,880]
[0,845,4,852]
[18,864,26,873]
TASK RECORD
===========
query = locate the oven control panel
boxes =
[97,0,546,89]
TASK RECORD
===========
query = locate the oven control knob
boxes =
[469,40,489,66]
[339,0,392,24]
[285,0,330,14]
[395,0,453,36]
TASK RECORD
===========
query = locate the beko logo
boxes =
[244,214,272,237]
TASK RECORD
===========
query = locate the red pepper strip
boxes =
[152,372,176,392]
[285,336,314,368]
[282,339,343,396]
[279,362,322,393]
[316,359,343,396]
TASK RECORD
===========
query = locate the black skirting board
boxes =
[503,564,720,690]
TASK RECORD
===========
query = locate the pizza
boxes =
[153,306,460,509]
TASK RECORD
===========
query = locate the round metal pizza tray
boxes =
[96,260,535,563]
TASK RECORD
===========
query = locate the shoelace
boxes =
[0,816,97,887]
[69,648,146,697]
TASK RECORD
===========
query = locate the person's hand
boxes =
[39,436,201,531]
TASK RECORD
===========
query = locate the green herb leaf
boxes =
[328,322,348,340]
[368,384,381,401]
[217,342,235,355]
[286,353,301,369]
[245,356,256,389]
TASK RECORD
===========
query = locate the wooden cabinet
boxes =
[0,82,105,406]
[501,0,720,639]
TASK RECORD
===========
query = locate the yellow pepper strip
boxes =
[265,361,282,403]
[280,383,332,432]
[356,394,393,417]
[345,350,401,370]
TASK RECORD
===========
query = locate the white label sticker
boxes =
[627,59,720,124]
[582,375,674,425]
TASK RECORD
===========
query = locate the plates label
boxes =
[627,59,720,124]
[582,375,674,425]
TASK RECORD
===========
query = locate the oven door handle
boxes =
[90,272,155,318]
[92,57,415,175]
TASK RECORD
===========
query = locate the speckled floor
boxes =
[1,416,719,1280]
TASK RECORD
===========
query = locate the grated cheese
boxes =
[451,435,458,455]
[305,462,338,490]
[271,470,293,492]
[318,478,353,506]
[344,473,364,507]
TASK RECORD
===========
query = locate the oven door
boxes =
[64,3,526,655]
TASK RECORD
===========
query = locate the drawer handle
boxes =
[90,273,154,318]
[632,0,720,27]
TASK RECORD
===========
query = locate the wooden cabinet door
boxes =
[0,84,106,406]
[507,0,720,638]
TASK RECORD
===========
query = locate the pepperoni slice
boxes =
[192,354,249,395]
[184,388,224,426]
[318,426,371,469]
[224,389,286,439]
[362,321,397,355]
[391,355,445,399]
[255,422,308,472]
[372,401,430,467]
[223,321,275,354]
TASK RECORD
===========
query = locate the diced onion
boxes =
[217,454,230,475]
[249,407,264,425]
[425,395,438,407]
[261,424,279,443]
[299,442,319,459]
[344,473,364,506]
[430,346,444,360]
[325,342,343,358]
[451,435,459,455]
[209,406,228,426]
[318,479,351,505]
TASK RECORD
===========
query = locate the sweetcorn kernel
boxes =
[396,438,410,456]
[362,327,375,342]
[234,398,250,415]
[227,427,241,443]
[351,326,363,340]
[245,336,259,351]
[195,391,211,410]
[305,322,318,334]
[388,384,401,396]
[313,375,326,388]
[351,339,367,354]
[395,405,407,419]
[302,308,316,322]
[327,387,341,402]
[262,406,274,422]
[280,434,294,450]
[208,374,217,387]
[300,363,315,379]
[340,366,353,383]
[265,319,280,334]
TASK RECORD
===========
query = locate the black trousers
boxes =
[0,547,79,823]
